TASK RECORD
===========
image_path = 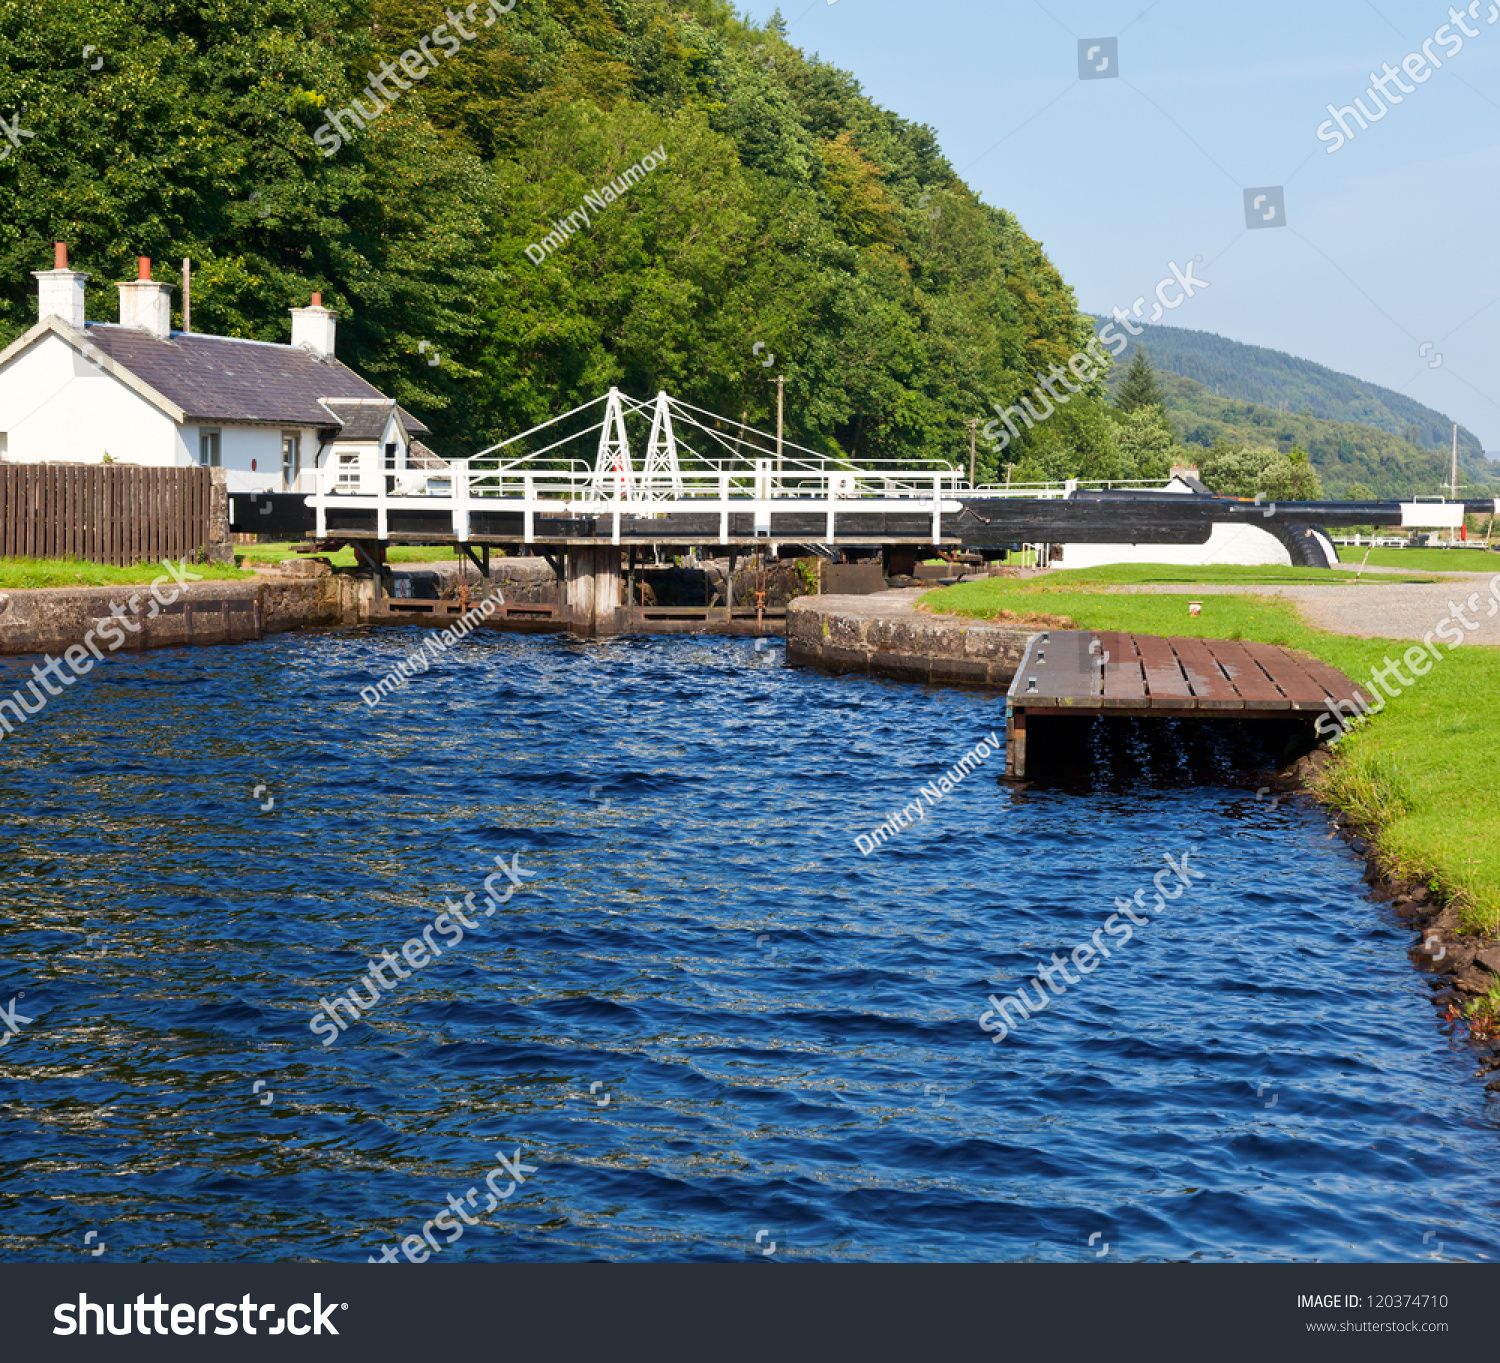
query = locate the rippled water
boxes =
[1,629,1496,1263]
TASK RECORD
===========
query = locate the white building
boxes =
[0,243,432,494]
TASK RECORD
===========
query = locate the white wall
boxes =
[1057,521,1294,569]
[0,332,178,464]
[175,424,325,494]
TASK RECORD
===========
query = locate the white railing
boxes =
[308,460,962,546]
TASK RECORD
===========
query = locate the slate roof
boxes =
[81,323,429,434]
[323,399,401,442]
[407,440,450,471]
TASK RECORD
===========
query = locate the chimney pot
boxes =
[290,298,337,358]
[138,257,152,282]
[35,247,89,329]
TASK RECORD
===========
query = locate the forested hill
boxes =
[1094,318,1488,469]
[0,0,1093,467]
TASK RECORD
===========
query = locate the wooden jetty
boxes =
[1004,630,1364,779]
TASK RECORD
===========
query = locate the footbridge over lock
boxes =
[229,387,1500,636]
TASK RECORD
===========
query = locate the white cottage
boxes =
[0,244,431,495]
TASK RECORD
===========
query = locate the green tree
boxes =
[1115,346,1166,413]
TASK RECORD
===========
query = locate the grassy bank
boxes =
[233,542,462,567]
[1342,546,1498,572]
[921,567,1500,934]
[0,557,254,590]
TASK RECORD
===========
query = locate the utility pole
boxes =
[775,374,784,479]
[1451,422,1459,545]
[181,258,191,333]
[967,418,977,488]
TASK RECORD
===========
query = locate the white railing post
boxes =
[313,459,327,538]
[931,474,941,544]
[376,460,388,540]
[524,474,535,545]
[826,474,836,544]
[612,500,621,546]
[452,459,470,542]
[719,472,730,546]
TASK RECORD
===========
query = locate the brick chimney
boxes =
[117,257,174,340]
[33,242,89,330]
[290,292,336,358]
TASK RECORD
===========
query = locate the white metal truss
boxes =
[639,391,684,500]
[589,386,635,501]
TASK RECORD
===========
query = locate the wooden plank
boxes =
[0,465,9,557]
[1238,640,1340,708]
[68,466,79,560]
[1163,636,1243,710]
[83,465,96,563]
[1134,633,1195,709]
[1289,650,1369,709]
[26,464,37,559]
[1203,638,1291,707]
[1092,631,1148,706]
[107,467,119,567]
[171,467,184,565]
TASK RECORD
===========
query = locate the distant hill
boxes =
[1089,318,1500,498]
[1150,371,1496,500]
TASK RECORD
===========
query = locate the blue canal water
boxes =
[0,628,1496,1263]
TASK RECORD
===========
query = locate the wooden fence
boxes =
[0,464,214,567]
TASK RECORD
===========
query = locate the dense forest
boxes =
[0,0,1106,474]
[4,1,1483,499]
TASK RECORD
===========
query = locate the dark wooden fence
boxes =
[0,464,213,567]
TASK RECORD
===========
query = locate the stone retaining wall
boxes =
[786,589,1034,687]
[0,576,353,658]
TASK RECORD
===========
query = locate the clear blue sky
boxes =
[736,0,1500,452]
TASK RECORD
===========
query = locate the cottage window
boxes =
[198,431,221,467]
[336,451,361,491]
[281,433,301,489]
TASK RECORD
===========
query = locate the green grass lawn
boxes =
[922,568,1500,934]
[0,557,254,590]
[1339,546,1499,572]
[1016,562,1442,589]
[232,541,462,567]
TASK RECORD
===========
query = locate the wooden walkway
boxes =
[1004,630,1365,778]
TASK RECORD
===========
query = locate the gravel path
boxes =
[1124,570,1500,645]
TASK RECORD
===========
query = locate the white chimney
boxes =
[34,242,89,330]
[290,293,337,358]
[117,257,174,340]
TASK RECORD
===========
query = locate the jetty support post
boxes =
[564,546,623,637]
